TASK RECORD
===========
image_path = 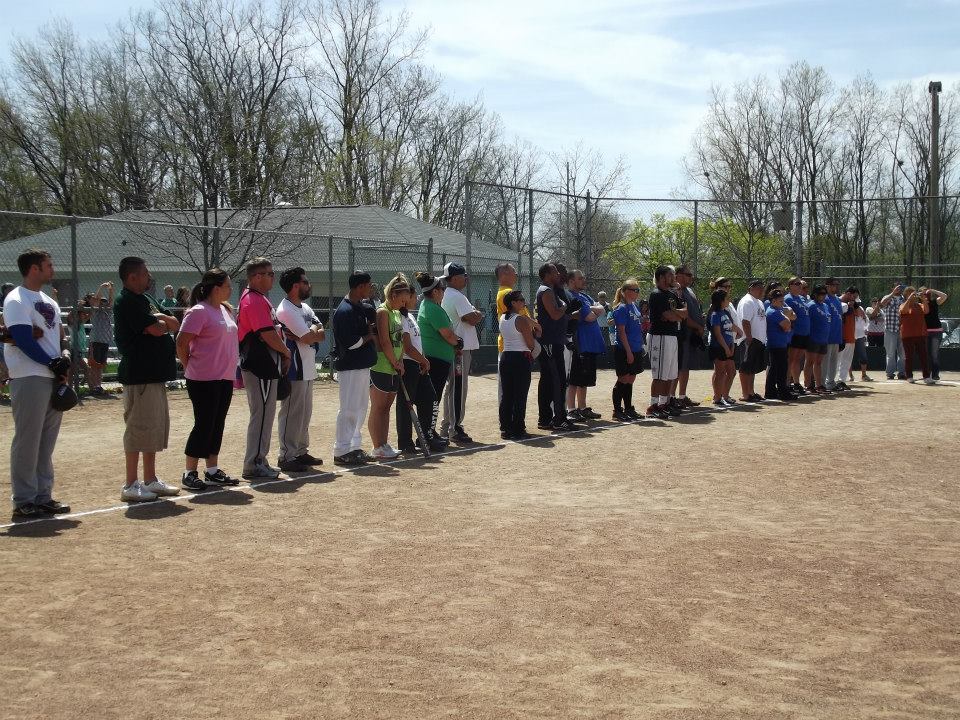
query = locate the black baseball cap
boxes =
[442,262,466,279]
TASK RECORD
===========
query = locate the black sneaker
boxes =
[11,503,40,519]
[580,407,602,419]
[566,409,584,422]
[182,471,207,491]
[295,453,324,466]
[36,499,71,514]
[513,432,535,440]
[552,420,579,432]
[334,450,365,466]
[204,469,240,486]
[278,458,309,472]
[537,422,554,430]
[662,403,682,417]
[611,409,630,421]
[748,393,765,402]
[624,407,643,420]
[451,429,474,443]
[398,444,421,455]
[646,405,669,420]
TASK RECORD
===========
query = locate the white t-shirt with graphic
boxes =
[401,312,423,361]
[737,294,767,345]
[2,286,61,379]
[276,297,320,381]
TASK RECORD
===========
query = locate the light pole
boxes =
[929,81,942,269]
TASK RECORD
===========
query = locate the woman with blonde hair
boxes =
[367,274,409,459]
[609,278,645,420]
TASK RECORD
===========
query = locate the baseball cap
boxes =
[442,262,466,279]
[748,278,764,288]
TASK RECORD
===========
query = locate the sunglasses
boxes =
[625,287,640,293]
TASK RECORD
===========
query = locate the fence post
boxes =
[327,235,334,319]
[427,237,434,274]
[348,239,355,276]
[442,252,447,269]
[69,215,82,403]
[692,200,699,280]
[794,195,803,275]
[528,188,535,308]
[464,180,473,287]
[585,190,593,278]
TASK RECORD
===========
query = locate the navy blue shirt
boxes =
[807,300,831,345]
[332,297,377,371]
[766,307,791,349]
[612,302,644,352]
[536,284,567,345]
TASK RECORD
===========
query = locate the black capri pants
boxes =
[396,358,438,448]
[424,356,451,436]
[185,379,234,459]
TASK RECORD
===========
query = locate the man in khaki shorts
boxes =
[114,257,182,502]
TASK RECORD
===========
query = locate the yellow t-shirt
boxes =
[496,285,530,352]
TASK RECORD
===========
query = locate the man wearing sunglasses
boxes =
[647,265,687,419]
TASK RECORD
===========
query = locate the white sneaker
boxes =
[924,378,937,385]
[372,444,401,460]
[144,478,181,497]
[121,480,158,503]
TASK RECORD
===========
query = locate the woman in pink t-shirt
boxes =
[175,269,240,491]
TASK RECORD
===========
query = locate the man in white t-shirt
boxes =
[4,249,73,518]
[439,262,482,443]
[276,267,326,472]
[737,279,769,402]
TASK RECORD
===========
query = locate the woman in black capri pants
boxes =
[415,272,462,447]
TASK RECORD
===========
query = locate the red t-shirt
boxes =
[237,288,275,343]
[900,305,926,339]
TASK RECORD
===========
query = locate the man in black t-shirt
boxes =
[646,265,687,420]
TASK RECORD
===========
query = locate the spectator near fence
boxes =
[114,257,181,503]
[440,262,482,443]
[4,250,73,518]
[880,284,906,380]
[276,267,325,473]
[921,287,949,382]
[160,285,177,311]
[238,258,291,481]
[176,269,240,491]
[899,287,932,384]
[866,298,885,348]
[87,281,114,395]
[737,279,769,402]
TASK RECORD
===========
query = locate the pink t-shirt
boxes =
[179,302,239,381]
[237,288,275,343]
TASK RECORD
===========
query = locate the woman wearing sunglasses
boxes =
[610,279,644,421]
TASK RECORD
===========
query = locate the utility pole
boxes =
[928,81,942,269]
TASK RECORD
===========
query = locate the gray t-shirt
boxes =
[90,305,114,344]
[682,286,702,340]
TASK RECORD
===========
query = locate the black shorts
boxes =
[709,344,733,362]
[740,338,768,374]
[676,332,688,371]
[369,369,399,393]
[614,346,643,377]
[568,352,598,387]
[789,334,809,350]
[808,342,828,355]
[89,341,109,365]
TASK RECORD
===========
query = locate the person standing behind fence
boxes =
[275,267,325,473]
[87,281,114,395]
[160,285,177,311]
[921,287,948,382]
[332,272,378,465]
[415,272,460,447]
[899,287,932,384]
[440,262,482,444]
[174,286,191,322]
[238,258,291,481]
[175,269,240,491]
[866,298,884,349]
[4,250,73,518]
[114,256,182,502]
[879,284,906,380]
[498,289,535,439]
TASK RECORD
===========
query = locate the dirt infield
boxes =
[2,369,959,719]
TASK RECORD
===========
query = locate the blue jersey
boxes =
[785,293,810,336]
[825,294,843,343]
[708,309,734,347]
[807,300,831,344]
[612,302,644,352]
[766,307,791,348]
[573,291,605,354]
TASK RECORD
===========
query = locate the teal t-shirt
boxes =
[417,299,454,363]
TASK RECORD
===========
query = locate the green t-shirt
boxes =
[114,288,177,385]
[417,298,454,363]
[371,308,403,375]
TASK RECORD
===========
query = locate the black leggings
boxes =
[424,356,451,436]
[499,351,532,435]
[396,358,438,448]
[764,347,789,398]
[538,342,567,425]
[185,379,234,459]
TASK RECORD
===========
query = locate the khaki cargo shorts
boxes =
[122,383,170,453]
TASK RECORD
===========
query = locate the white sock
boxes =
[679,394,687,400]
[205,466,219,476]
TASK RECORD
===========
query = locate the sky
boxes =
[2,0,959,196]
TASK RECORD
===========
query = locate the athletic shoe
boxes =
[624,407,644,420]
[747,393,764,402]
[712,399,727,408]
[121,480,158,503]
[145,478,181,497]
[451,428,474,443]
[537,422,554,430]
[242,464,281,480]
[513,432,535,440]
[933,375,941,381]
[333,451,365,466]
[552,420,579,432]
[36,499,71,514]
[887,374,895,380]
[835,382,850,392]
[11,503,40,518]
[181,471,207,491]
[925,378,937,385]
[611,408,630,422]
[723,397,737,405]
[204,469,240,486]
[908,378,917,384]
[793,384,808,395]
[661,403,681,417]
[816,385,832,394]
[580,407,602,419]
[399,444,422,454]
[897,374,907,380]
[646,405,669,420]
[566,409,584,422]
[372,444,401,460]
[295,453,324,466]
[861,375,874,382]
[278,458,310,473]
[679,397,699,408]
[421,438,447,452]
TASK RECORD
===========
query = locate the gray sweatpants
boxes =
[242,370,278,473]
[440,349,472,436]
[9,375,62,508]
[823,343,840,389]
[278,379,313,463]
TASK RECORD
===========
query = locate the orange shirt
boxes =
[842,310,856,344]
[900,305,926,339]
